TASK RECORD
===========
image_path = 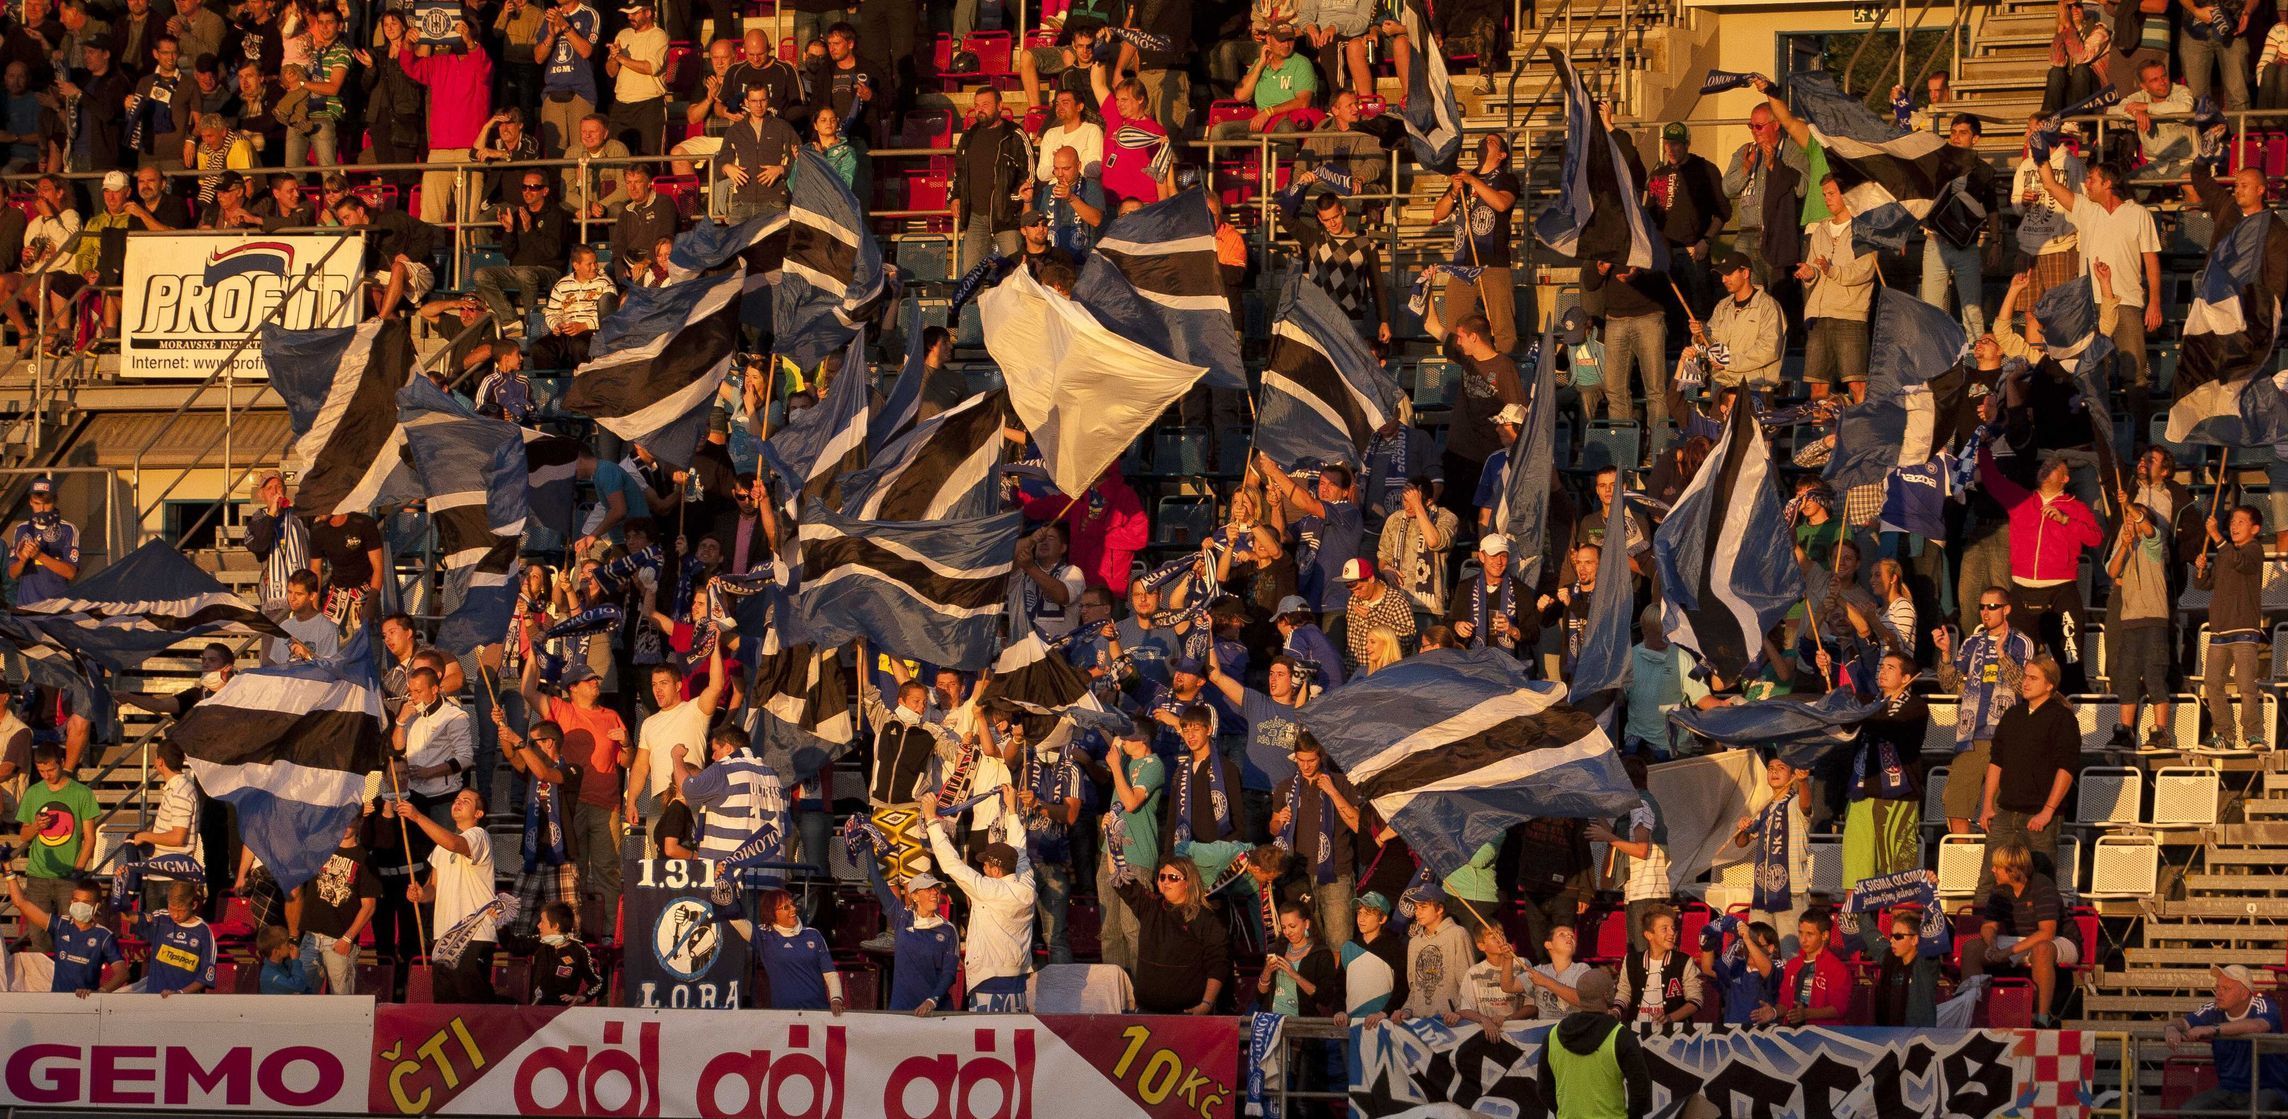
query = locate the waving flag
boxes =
[1827,288,1957,489]
[1073,188,1244,391]
[1700,69,1760,96]
[1255,271,1404,469]
[869,322,933,454]
[2033,275,2130,499]
[565,265,744,467]
[839,388,1009,521]
[0,616,115,744]
[787,502,1023,669]
[1298,648,1637,878]
[1394,0,1461,172]
[1536,50,1665,271]
[764,329,871,513]
[2027,85,2122,164]
[10,540,284,669]
[979,265,1208,495]
[521,430,583,536]
[171,627,387,893]
[398,378,528,655]
[1569,479,1641,699]
[2170,211,2288,447]
[1789,72,1985,255]
[1653,404,1804,681]
[777,147,890,370]
[668,213,790,289]
[748,641,855,785]
[1671,689,1881,768]
[1494,335,1556,589]
[267,318,416,517]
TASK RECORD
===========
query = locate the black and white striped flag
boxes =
[564,265,744,467]
[521,430,583,537]
[266,318,417,517]
[787,502,1022,670]
[1255,271,1403,470]
[748,640,855,785]
[400,377,527,655]
[1651,403,1805,681]
[778,148,890,370]
[11,539,285,667]
[1072,187,1245,390]
[837,388,1010,521]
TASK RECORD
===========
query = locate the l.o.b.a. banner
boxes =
[121,233,363,379]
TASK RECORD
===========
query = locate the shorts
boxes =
[1804,316,1870,387]
[371,261,436,304]
[1994,933,2080,967]
[1942,738,1992,820]
[2025,249,2079,304]
[1315,11,1372,36]
[1027,44,1072,74]
[39,273,86,300]
[2109,622,2172,702]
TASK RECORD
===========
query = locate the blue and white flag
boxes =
[521,430,584,537]
[1830,289,1951,487]
[667,213,790,289]
[839,388,1008,521]
[1880,455,1954,539]
[1299,649,1636,879]
[1073,188,1245,391]
[10,540,283,670]
[170,627,387,893]
[267,317,417,516]
[2169,211,2288,447]
[748,641,855,786]
[1494,335,1556,589]
[1789,72,1984,256]
[1405,264,1485,316]
[1653,404,1804,681]
[1700,69,1760,96]
[1535,49,1665,272]
[869,324,932,454]
[1670,688,1881,769]
[0,616,116,745]
[1569,480,1640,699]
[787,501,1023,669]
[565,265,745,467]
[765,329,871,514]
[777,147,890,370]
[1255,271,1404,470]
[398,377,528,655]
[1395,0,1462,173]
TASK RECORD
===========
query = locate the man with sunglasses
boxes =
[1721,103,1805,294]
[475,172,570,333]
[1932,588,2037,834]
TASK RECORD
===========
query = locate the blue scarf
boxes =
[1836,868,1949,956]
[1469,572,1517,650]
[1853,700,1917,801]
[1172,749,1231,846]
[521,764,570,873]
[1749,790,1798,911]
[1278,775,1337,885]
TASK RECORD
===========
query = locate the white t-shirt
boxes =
[2068,194,2161,306]
[612,25,670,103]
[273,611,341,664]
[431,827,497,945]
[638,700,710,801]
[1035,121,1105,180]
[1531,960,1590,1020]
[152,772,202,860]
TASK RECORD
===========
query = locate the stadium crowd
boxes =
[7,0,2288,1111]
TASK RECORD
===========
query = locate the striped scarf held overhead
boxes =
[193,129,238,204]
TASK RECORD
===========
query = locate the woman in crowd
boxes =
[1113,855,1232,1014]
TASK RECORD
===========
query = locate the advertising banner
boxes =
[369,1005,1241,1119]
[120,233,364,379]
[622,858,752,1009]
[1350,1019,2092,1119]
[0,993,373,1112]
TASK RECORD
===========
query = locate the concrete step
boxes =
[2083,993,2215,1016]
[2184,872,2288,895]
[2126,946,2282,967]
[2140,921,2288,944]
[2158,896,2288,919]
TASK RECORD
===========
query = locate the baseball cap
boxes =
[620,0,653,10]
[905,871,944,891]
[1170,656,1206,678]
[27,474,53,497]
[1661,122,1689,143]
[1714,251,1752,275]
[101,170,129,192]
[1268,22,1298,39]
[980,843,1021,873]
[562,664,600,686]
[1411,882,1449,907]
[1558,306,1590,345]
[1494,403,1526,426]
[1339,558,1375,583]
[214,170,245,193]
[2216,964,2257,991]
[1354,891,1393,915]
[1479,534,1510,555]
[1274,594,1311,617]
[1021,208,1050,227]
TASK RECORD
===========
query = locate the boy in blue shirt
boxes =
[258,927,311,994]
[1696,916,1780,1026]
[5,873,124,995]
[143,881,218,996]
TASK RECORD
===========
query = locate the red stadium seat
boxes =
[1984,978,2035,1027]
[1587,909,1629,963]
[964,30,1013,76]
[1207,99,1254,126]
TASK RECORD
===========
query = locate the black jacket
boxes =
[72,66,134,171]
[951,117,1031,232]
[1534,1011,1653,1119]
[1113,878,1232,1014]
[501,202,571,269]
[1648,152,1727,250]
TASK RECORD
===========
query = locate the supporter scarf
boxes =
[1024,744,1075,836]
[1698,913,1747,970]
[1244,1013,1284,1119]
[1171,750,1232,846]
[1836,868,1949,956]
[1750,790,1797,911]
[501,592,535,677]
[433,893,519,966]
[1855,692,1919,800]
[193,131,238,203]
[1468,572,1516,650]
[1369,428,1409,485]
[940,738,982,803]
[1278,775,1337,885]
[109,852,204,914]
[1103,808,1139,886]
[521,765,570,873]
[132,74,179,155]
[841,814,889,865]
[596,545,663,595]
[1205,852,1252,895]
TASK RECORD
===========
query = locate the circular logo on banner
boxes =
[652,897,722,980]
[414,3,456,42]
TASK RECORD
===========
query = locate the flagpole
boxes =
[385,759,431,967]
[2205,445,2233,561]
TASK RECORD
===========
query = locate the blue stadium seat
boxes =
[956,300,984,349]
[1152,495,1216,548]
[1580,420,1641,472]
[902,295,951,346]
[894,236,953,283]
[1412,359,1459,412]
[1152,427,1211,477]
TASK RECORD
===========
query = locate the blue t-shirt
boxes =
[1301,500,1364,613]
[50,920,121,993]
[589,459,652,544]
[1711,952,1780,1026]
[1025,755,1086,864]
[260,959,311,994]
[146,914,218,993]
[1473,449,1510,516]
[1283,624,1347,691]
[542,2,601,102]
[756,925,836,1010]
[2187,994,2288,1094]
[1116,618,1178,688]
[9,518,79,604]
[1235,689,1302,794]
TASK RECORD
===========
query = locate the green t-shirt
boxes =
[1253,53,1320,112]
[17,779,98,880]
[1115,753,1165,868]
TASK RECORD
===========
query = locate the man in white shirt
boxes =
[396,666,477,829]
[1691,252,1783,390]
[624,645,727,851]
[2036,154,2161,409]
[603,0,669,155]
[1032,88,1103,181]
[1797,175,1878,403]
[0,174,82,357]
[273,570,341,665]
[2111,59,2198,180]
[395,788,496,1003]
[2011,114,2086,345]
[920,786,1037,1011]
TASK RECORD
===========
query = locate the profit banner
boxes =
[121,233,364,379]
[1350,1019,2092,1119]
[371,1004,1240,1119]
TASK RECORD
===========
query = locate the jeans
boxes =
[1035,859,1073,965]
[1095,848,1141,972]
[434,941,497,1003]
[1920,237,1987,337]
[2205,640,2267,746]
[2183,32,2252,112]
[573,801,621,940]
[1977,807,2060,905]
[1139,68,1188,136]
[1309,873,1354,951]
[284,119,340,168]
[476,265,562,330]
[300,931,358,994]
[608,96,669,157]
[1601,312,1668,450]
[959,223,1020,274]
[790,10,836,53]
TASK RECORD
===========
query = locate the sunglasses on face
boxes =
[1156,873,1183,883]
[1979,603,2006,612]
[1890,932,1916,940]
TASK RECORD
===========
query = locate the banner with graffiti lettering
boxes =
[0,994,374,1111]
[370,1005,1240,1118]
[121,233,363,379]
[1349,1020,2093,1119]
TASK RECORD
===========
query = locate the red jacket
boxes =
[1779,947,1853,1020]
[1020,466,1149,593]
[1979,446,2103,585]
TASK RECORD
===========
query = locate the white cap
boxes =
[101,170,129,192]
[1479,534,1510,556]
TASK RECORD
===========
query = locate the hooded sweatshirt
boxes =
[1534,1010,1653,1119]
